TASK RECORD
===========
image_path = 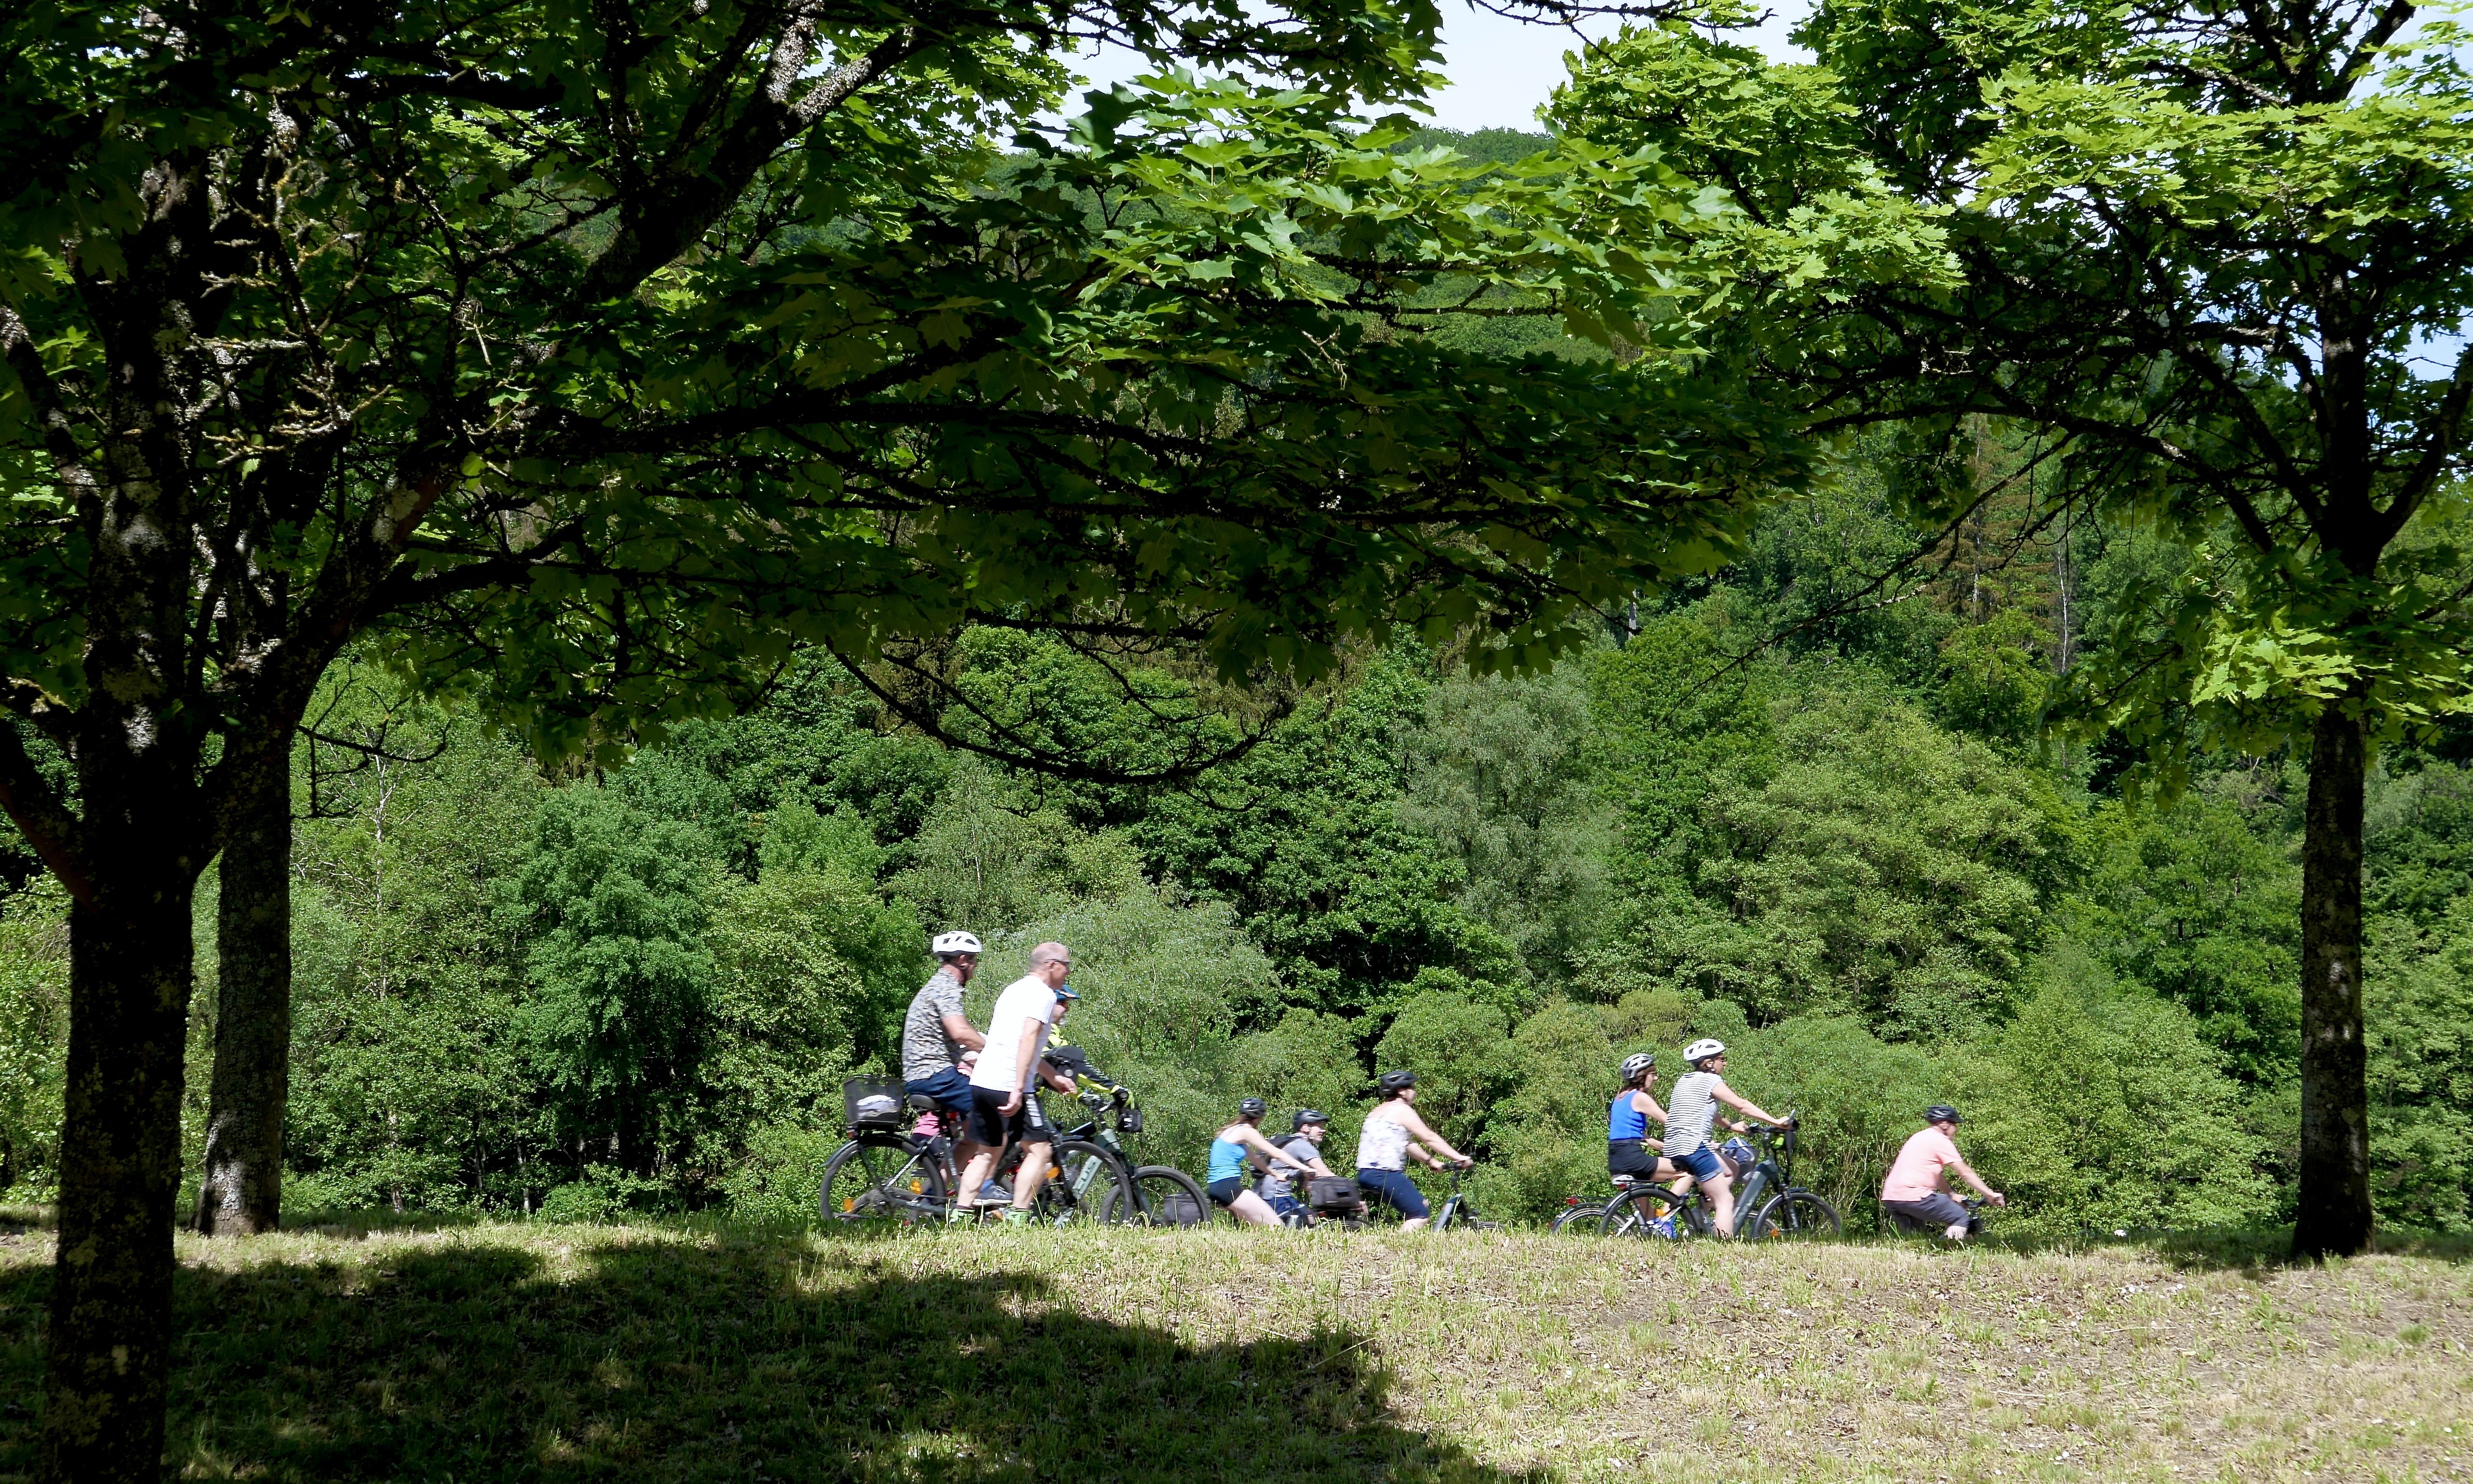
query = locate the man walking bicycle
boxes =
[954,941,1075,1224]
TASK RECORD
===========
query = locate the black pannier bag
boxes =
[1307,1176,1364,1214]
[843,1076,907,1131]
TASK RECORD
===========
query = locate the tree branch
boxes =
[0,721,90,904]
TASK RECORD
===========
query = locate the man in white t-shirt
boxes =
[953,941,1074,1222]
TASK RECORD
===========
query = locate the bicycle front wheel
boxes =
[1109,1165,1212,1227]
[1033,1139,1131,1227]
[1745,1190,1842,1242]
[820,1135,945,1228]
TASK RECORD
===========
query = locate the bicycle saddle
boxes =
[1609,1174,1638,1188]
[905,1093,941,1113]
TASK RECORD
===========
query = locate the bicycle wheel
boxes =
[1745,1189,1842,1242]
[820,1135,945,1227]
[1551,1202,1608,1235]
[1110,1165,1212,1227]
[1031,1139,1131,1227]
[1599,1188,1687,1240]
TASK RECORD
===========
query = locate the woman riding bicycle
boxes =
[1354,1070,1473,1232]
[1208,1098,1317,1227]
[1666,1039,1792,1238]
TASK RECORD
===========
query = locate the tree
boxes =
[1552,0,2473,1256]
[0,0,1862,1469]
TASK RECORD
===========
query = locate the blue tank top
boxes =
[1609,1092,1650,1142]
[1208,1133,1249,1183]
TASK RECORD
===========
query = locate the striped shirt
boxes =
[1665,1071,1721,1156]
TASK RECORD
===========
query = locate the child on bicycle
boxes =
[1256,1109,1339,1224]
[1209,1098,1318,1227]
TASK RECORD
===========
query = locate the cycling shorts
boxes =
[1608,1141,1661,1179]
[964,1086,1052,1149]
[1356,1168,1429,1220]
[1206,1176,1246,1208]
[1669,1144,1724,1183]
[904,1068,974,1119]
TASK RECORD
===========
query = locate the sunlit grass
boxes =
[0,1212,2467,1481]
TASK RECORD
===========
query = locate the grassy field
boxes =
[0,1212,2467,1483]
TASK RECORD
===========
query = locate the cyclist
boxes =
[1208,1097,1317,1227]
[1607,1051,1676,1187]
[1881,1105,2005,1241]
[902,932,986,1135]
[1256,1109,1339,1224]
[1665,1039,1792,1238]
[954,942,1075,1224]
[1353,1070,1473,1232]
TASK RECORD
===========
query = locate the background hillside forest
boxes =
[4,463,2471,1238]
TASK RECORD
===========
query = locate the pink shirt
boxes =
[1881,1126,1963,1202]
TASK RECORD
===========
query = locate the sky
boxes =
[1060,1,1814,132]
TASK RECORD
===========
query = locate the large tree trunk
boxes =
[40,807,198,1480]
[195,768,292,1235]
[2293,703,2373,1259]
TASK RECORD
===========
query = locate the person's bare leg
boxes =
[1944,1221,1969,1240]
[1228,1189,1283,1228]
[1707,1176,1737,1238]
[1399,1216,1428,1232]
[955,1146,1000,1210]
[1010,1142,1052,1210]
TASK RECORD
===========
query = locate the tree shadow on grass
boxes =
[0,1232,1549,1483]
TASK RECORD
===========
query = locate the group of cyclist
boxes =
[1610,1043,2006,1240]
[905,934,2004,1238]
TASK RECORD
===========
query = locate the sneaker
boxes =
[945,1205,977,1225]
[997,1207,1034,1226]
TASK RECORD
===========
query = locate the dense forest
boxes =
[6,454,2467,1234]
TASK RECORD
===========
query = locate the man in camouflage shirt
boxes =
[903,931,986,1126]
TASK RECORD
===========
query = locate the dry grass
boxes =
[0,1213,2467,1481]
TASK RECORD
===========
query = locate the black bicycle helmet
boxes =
[1924,1104,1961,1125]
[1378,1069,1417,1097]
[1238,1096,1268,1119]
[1293,1108,1329,1131]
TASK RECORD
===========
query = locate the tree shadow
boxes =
[0,1231,1549,1482]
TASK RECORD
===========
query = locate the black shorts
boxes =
[1884,1192,1970,1228]
[964,1085,1052,1149]
[1608,1141,1661,1179]
[1206,1176,1246,1207]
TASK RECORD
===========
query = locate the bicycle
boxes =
[1735,1118,1842,1242]
[1430,1165,1499,1232]
[1598,1173,1710,1240]
[1881,1193,1990,1240]
[1036,1046,1212,1227]
[1551,1196,1609,1234]
[1599,1121,1842,1242]
[819,1076,1134,1229]
[1348,1163,1496,1232]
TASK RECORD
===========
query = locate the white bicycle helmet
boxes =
[1683,1038,1727,1065]
[931,930,983,956]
